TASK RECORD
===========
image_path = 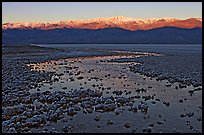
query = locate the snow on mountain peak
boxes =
[2,16,202,31]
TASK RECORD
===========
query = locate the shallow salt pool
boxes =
[26,53,202,133]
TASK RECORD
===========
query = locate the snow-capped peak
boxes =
[2,16,202,31]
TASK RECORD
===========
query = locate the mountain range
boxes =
[2,16,202,44]
[2,16,202,31]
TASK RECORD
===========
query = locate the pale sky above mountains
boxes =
[2,2,202,23]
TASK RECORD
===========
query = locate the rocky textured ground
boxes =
[2,45,202,133]
[109,52,202,87]
[2,45,112,132]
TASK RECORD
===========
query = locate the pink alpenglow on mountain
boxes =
[2,16,202,31]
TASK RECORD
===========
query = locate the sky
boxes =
[2,2,202,23]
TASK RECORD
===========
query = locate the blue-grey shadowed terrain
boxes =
[2,27,202,44]
[35,44,202,54]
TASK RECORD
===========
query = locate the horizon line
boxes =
[2,16,202,24]
[2,26,202,31]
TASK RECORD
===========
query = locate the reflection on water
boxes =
[26,51,202,133]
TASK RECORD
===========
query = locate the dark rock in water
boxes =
[112,90,123,96]
[124,122,131,128]
[157,121,163,125]
[95,104,115,112]
[138,104,148,111]
[75,71,81,76]
[63,126,70,133]
[2,120,11,128]
[192,82,201,87]
[77,76,84,80]
[48,113,59,122]
[86,108,93,113]
[115,97,129,104]
[118,76,122,79]
[163,102,170,107]
[179,99,183,103]
[127,107,133,111]
[133,95,140,99]
[53,77,59,82]
[83,110,87,114]
[15,122,21,129]
[23,127,30,132]
[126,102,133,107]
[143,128,151,133]
[194,87,202,91]
[7,127,17,133]
[149,123,154,127]
[175,86,179,89]
[165,84,171,87]
[148,86,152,89]
[179,84,187,88]
[115,109,121,115]
[50,127,57,133]
[104,98,114,104]
[67,108,77,117]
[42,91,51,95]
[142,95,152,101]
[169,78,176,83]
[151,101,156,104]
[43,128,49,132]
[187,112,194,117]
[62,117,68,122]
[155,98,160,101]
[135,88,146,93]
[94,115,100,121]
[24,97,33,104]
[27,115,46,124]
[197,117,202,122]
[58,73,64,76]
[69,72,73,76]
[70,78,74,82]
[125,91,131,95]
[107,120,113,125]
[81,101,93,108]
[103,104,115,112]
[130,104,138,113]
[188,90,195,95]
[10,115,18,123]
[73,105,81,111]
[62,87,67,90]
[157,76,167,81]
[37,88,41,91]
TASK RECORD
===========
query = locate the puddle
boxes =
[26,52,202,133]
